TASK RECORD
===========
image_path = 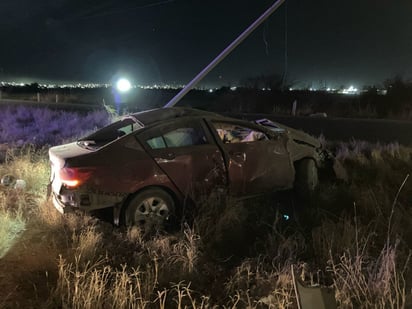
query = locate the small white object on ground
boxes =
[14,179,26,190]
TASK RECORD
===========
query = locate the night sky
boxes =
[1,0,411,88]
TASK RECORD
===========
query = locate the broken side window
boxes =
[212,122,268,144]
[146,125,208,149]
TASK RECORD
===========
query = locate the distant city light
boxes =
[342,85,359,95]
[0,80,388,96]
[116,78,132,92]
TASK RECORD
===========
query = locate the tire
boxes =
[124,188,175,233]
[295,158,319,198]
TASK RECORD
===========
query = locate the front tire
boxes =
[125,188,175,233]
[295,158,318,198]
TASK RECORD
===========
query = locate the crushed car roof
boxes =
[129,107,225,126]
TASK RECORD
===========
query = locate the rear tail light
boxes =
[59,167,95,188]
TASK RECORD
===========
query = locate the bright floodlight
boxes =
[116,78,131,92]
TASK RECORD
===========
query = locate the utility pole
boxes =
[281,1,288,90]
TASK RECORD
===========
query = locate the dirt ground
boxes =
[0,221,60,308]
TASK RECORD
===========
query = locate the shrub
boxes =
[0,106,111,147]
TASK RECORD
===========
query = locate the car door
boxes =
[209,120,294,196]
[138,118,227,201]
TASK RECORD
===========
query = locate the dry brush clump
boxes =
[50,225,216,308]
[308,140,412,307]
[311,209,411,307]
[0,196,25,259]
[0,106,111,147]
[329,240,410,308]
[43,194,295,308]
[1,142,412,308]
[0,146,49,259]
[1,145,50,194]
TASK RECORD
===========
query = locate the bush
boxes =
[0,106,111,147]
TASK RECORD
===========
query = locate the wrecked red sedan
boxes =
[48,107,337,229]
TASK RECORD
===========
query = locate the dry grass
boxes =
[0,204,25,259]
[0,143,411,308]
[329,241,410,308]
[0,148,45,190]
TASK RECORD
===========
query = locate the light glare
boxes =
[116,78,132,92]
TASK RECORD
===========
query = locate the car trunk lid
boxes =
[49,142,93,193]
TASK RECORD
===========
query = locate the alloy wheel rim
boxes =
[133,197,170,231]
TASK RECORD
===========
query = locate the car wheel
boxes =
[295,158,318,198]
[125,188,175,233]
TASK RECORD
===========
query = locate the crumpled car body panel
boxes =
[48,107,339,222]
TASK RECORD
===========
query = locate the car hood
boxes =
[283,125,321,148]
[256,118,321,148]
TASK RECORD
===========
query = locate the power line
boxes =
[263,21,270,56]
